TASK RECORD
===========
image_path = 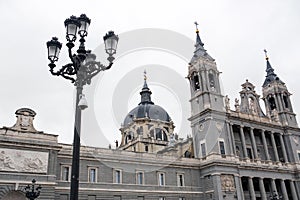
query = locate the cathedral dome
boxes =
[123,73,171,126]
[124,104,171,125]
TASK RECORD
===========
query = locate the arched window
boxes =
[208,73,215,88]
[268,96,276,110]
[184,150,191,158]
[283,95,289,108]
[155,128,168,141]
[192,72,200,91]
[125,131,134,144]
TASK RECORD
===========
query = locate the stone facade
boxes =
[0,28,300,200]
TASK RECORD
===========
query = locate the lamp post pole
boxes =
[46,14,118,200]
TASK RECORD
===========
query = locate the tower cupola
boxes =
[261,50,297,127]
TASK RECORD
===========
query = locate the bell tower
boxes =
[188,23,226,159]
[262,50,298,127]
[187,23,224,114]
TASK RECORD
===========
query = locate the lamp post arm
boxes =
[82,61,112,85]
[105,62,114,70]
[49,63,77,83]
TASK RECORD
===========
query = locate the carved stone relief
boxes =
[0,148,48,173]
[221,174,235,192]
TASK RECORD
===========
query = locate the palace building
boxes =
[0,27,300,200]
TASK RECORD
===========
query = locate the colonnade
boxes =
[229,124,288,163]
[239,176,298,200]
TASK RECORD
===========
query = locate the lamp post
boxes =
[46,14,118,200]
[24,179,42,200]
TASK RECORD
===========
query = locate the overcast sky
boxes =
[0,0,299,147]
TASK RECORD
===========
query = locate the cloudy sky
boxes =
[0,0,299,147]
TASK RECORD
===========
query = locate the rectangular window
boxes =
[201,142,206,157]
[297,151,300,161]
[114,169,122,184]
[61,166,70,181]
[177,173,184,187]
[219,140,225,155]
[247,148,253,159]
[158,172,165,186]
[145,145,149,152]
[88,168,97,183]
[179,198,185,200]
[136,171,144,185]
[159,197,166,200]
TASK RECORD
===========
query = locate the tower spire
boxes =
[190,22,213,63]
[194,21,204,47]
[139,70,154,105]
[262,49,283,87]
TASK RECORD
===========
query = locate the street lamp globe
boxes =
[46,37,62,64]
[78,14,91,37]
[64,16,81,42]
[103,31,119,57]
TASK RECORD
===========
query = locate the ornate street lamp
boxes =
[24,179,42,200]
[46,14,118,200]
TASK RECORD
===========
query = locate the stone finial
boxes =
[9,108,39,133]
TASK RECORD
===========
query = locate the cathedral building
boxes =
[0,26,300,200]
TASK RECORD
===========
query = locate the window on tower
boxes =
[200,142,206,158]
[192,72,200,91]
[268,96,276,110]
[219,140,226,156]
[208,73,215,88]
[283,95,289,108]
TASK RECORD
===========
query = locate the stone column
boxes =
[201,70,207,91]
[264,99,270,117]
[250,127,258,159]
[213,174,223,200]
[261,129,270,161]
[197,71,202,91]
[280,179,288,200]
[229,123,237,156]
[279,133,288,163]
[248,177,256,200]
[259,177,267,200]
[270,178,278,196]
[240,126,248,158]
[234,175,244,200]
[276,94,284,111]
[270,132,279,162]
[289,180,298,200]
[226,122,234,156]
[239,176,245,200]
